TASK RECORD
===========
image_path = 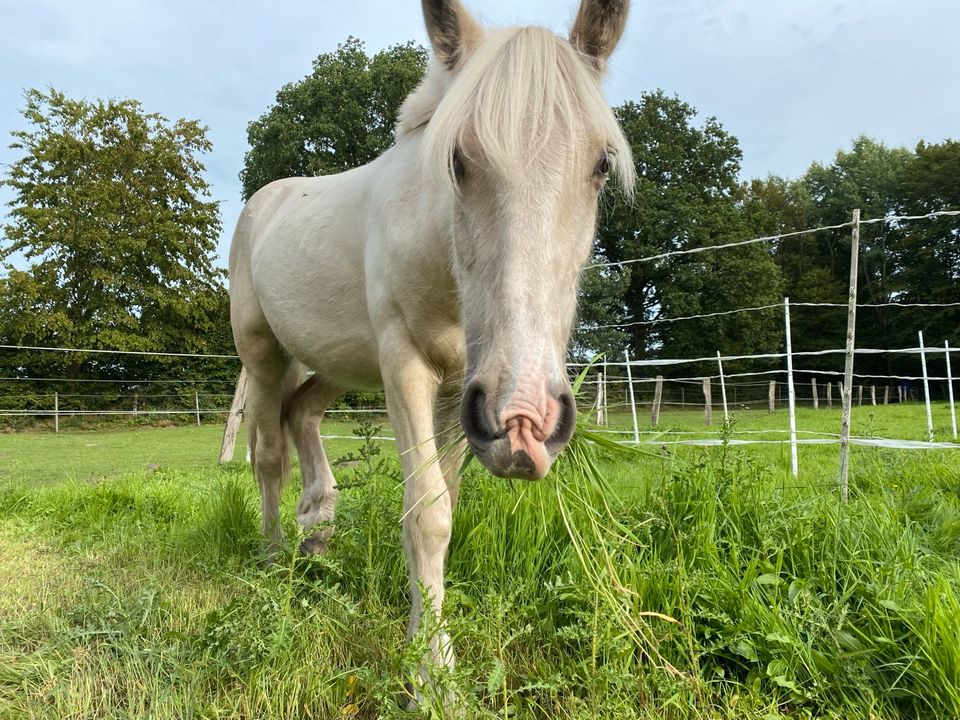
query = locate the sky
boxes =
[1,0,958,267]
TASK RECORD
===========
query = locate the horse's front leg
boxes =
[382,344,456,694]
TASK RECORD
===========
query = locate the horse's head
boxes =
[417,0,634,479]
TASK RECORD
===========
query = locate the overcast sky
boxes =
[1,0,958,266]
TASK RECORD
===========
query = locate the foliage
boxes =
[742,136,960,379]
[577,92,784,370]
[240,37,428,200]
[0,88,234,400]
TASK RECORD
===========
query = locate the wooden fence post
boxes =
[768,380,776,414]
[651,375,664,426]
[870,385,876,406]
[884,386,889,405]
[717,351,729,423]
[857,385,863,407]
[811,378,819,410]
[827,382,833,409]
[703,378,713,426]
[219,367,248,463]
[838,209,860,502]
[54,392,59,434]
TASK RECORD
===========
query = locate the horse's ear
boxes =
[421,0,482,68]
[569,0,629,71]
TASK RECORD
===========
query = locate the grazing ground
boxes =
[0,404,958,718]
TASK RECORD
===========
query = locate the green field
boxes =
[1,405,958,718]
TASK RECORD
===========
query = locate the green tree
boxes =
[740,176,847,359]
[240,37,428,199]
[0,88,230,398]
[797,138,913,374]
[744,137,960,382]
[577,92,784,369]
[895,139,960,351]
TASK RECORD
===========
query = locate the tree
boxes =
[894,139,960,352]
[796,138,913,373]
[240,37,428,199]
[744,136,960,382]
[0,88,229,394]
[577,92,784,369]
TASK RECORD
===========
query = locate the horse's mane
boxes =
[397,25,635,195]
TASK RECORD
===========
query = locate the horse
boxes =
[228,0,634,699]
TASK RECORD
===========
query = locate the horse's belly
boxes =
[251,199,384,389]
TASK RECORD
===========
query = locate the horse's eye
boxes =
[452,149,466,180]
[595,153,611,177]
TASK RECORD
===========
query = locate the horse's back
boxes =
[229,171,383,390]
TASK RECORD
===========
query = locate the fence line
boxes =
[580,299,960,332]
[2,208,957,490]
[587,209,960,270]
[0,344,239,359]
[0,376,238,384]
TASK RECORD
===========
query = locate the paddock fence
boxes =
[1,208,958,494]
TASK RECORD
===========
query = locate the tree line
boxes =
[2,38,957,414]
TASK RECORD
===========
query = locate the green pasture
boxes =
[0,404,958,718]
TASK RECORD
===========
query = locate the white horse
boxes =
[229,0,634,694]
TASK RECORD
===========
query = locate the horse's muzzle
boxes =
[460,381,577,479]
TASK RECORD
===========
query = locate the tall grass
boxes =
[0,415,958,717]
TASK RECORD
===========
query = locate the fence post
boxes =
[811,378,819,410]
[133,393,138,417]
[944,340,957,440]
[884,386,889,405]
[194,390,201,427]
[624,350,640,445]
[717,351,729,423]
[870,385,876,406]
[604,360,611,423]
[703,377,713,426]
[919,331,934,442]
[768,380,776,414]
[594,371,603,426]
[838,209,860,501]
[784,298,799,478]
[650,375,664,426]
[54,392,59,434]
[827,381,833,409]
[857,385,863,407]
[219,367,248,462]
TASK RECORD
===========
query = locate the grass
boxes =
[0,405,958,718]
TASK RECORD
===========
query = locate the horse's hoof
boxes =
[399,681,420,711]
[259,541,285,568]
[299,533,330,556]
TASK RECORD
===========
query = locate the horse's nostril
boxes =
[546,390,577,451]
[461,382,498,446]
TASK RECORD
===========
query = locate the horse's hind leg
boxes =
[244,352,296,555]
[285,375,342,555]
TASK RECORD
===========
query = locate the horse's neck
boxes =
[368,133,454,268]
